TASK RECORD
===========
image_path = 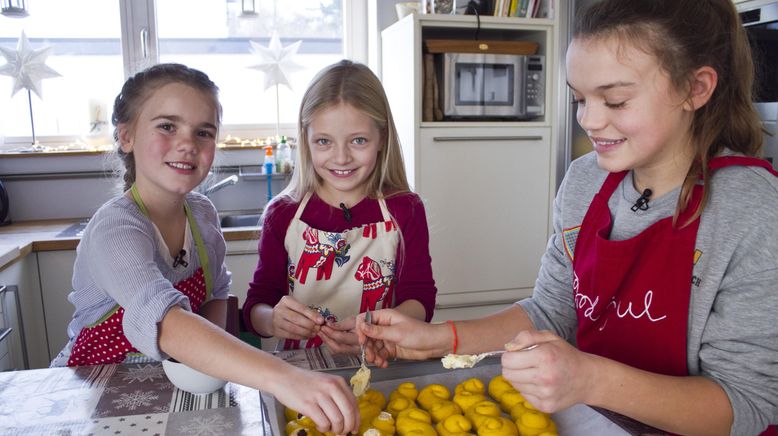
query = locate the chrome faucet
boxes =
[203,175,239,196]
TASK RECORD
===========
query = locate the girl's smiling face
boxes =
[120,82,218,199]
[566,36,696,178]
[307,102,382,206]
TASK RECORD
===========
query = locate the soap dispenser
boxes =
[263,145,275,175]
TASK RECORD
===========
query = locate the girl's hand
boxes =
[318,316,360,355]
[271,295,324,340]
[501,329,596,413]
[356,309,449,368]
[273,366,359,435]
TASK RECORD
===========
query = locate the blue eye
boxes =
[352,137,368,145]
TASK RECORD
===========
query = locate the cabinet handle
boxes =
[432,136,543,142]
[435,298,521,310]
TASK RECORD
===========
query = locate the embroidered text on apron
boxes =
[67,186,213,366]
[573,156,778,377]
[282,193,400,350]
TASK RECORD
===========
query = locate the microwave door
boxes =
[482,62,519,117]
[454,63,486,116]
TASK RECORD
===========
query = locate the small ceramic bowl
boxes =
[162,359,227,394]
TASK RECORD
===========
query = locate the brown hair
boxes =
[574,0,764,225]
[277,59,410,203]
[112,63,222,191]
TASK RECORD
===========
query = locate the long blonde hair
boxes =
[275,60,410,205]
[575,0,764,226]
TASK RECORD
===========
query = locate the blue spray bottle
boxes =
[264,145,274,202]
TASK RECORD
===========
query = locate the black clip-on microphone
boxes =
[339,202,352,222]
[631,188,653,212]
[172,249,188,268]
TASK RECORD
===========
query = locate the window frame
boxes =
[2,0,367,149]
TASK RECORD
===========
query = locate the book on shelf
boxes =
[422,53,434,122]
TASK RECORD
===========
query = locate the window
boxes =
[0,0,364,149]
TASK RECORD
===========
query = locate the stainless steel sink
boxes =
[220,213,262,228]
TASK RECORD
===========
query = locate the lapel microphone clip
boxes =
[172,249,188,268]
[631,188,653,212]
[339,202,352,222]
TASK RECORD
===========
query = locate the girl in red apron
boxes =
[54,63,358,435]
[357,1,777,434]
[243,60,437,354]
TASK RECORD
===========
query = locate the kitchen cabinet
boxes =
[381,14,561,314]
[37,250,77,361]
[0,254,47,369]
[224,239,259,308]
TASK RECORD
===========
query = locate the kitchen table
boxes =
[0,362,269,435]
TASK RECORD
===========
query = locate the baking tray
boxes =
[260,357,663,436]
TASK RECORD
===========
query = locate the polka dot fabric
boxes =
[67,268,207,366]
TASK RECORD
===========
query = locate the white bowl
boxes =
[162,359,227,394]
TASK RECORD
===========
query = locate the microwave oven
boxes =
[441,52,545,120]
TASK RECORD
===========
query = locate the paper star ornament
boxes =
[0,31,62,99]
[248,31,304,91]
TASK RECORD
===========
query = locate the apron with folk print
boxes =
[282,192,399,350]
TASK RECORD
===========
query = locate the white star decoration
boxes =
[0,31,62,98]
[247,31,304,91]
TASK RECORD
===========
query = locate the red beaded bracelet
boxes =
[447,320,458,354]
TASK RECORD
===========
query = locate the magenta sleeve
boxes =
[389,194,438,322]
[241,199,296,336]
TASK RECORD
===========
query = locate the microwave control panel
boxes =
[525,56,545,117]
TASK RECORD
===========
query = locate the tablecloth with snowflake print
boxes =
[0,362,271,435]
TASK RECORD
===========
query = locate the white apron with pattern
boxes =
[282,192,399,350]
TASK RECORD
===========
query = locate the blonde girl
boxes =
[244,60,437,354]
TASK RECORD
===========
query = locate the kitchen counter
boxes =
[0,218,260,270]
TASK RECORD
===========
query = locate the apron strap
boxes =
[709,155,778,176]
[130,184,212,296]
[377,197,392,222]
[293,192,313,221]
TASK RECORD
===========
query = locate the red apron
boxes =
[572,156,777,434]
[67,268,207,366]
[67,185,213,366]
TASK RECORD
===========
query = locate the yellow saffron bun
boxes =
[487,375,516,402]
[464,400,502,430]
[417,383,452,410]
[499,390,526,413]
[361,389,388,411]
[436,414,475,436]
[453,391,489,413]
[428,400,463,423]
[387,395,416,418]
[476,416,518,436]
[455,378,486,395]
[515,410,557,436]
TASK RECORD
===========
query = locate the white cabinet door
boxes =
[418,126,551,310]
[223,239,259,309]
[37,250,77,361]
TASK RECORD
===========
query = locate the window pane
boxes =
[0,1,123,141]
[156,0,344,127]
